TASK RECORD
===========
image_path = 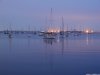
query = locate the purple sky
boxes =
[0,0,100,31]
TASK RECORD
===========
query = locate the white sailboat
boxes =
[43,8,57,39]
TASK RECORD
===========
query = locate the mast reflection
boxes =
[60,38,65,56]
[8,36,12,52]
[43,38,57,45]
[86,34,89,45]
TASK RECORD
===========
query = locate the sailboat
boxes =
[60,17,69,37]
[8,24,12,38]
[28,25,31,38]
[43,8,57,39]
[60,17,65,38]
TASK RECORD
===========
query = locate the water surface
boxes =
[0,33,100,75]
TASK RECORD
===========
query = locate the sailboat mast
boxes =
[9,24,12,32]
[45,16,48,32]
[29,24,30,32]
[50,8,53,31]
[62,16,64,32]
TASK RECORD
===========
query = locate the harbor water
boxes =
[0,33,100,75]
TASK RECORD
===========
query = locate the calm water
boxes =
[0,33,100,75]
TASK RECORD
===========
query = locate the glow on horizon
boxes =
[84,29,94,34]
[0,0,100,31]
[47,28,60,33]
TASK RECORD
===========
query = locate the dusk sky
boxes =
[0,0,100,31]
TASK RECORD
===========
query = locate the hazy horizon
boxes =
[0,0,100,31]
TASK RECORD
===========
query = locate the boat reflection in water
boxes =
[43,38,57,45]
[0,33,100,75]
